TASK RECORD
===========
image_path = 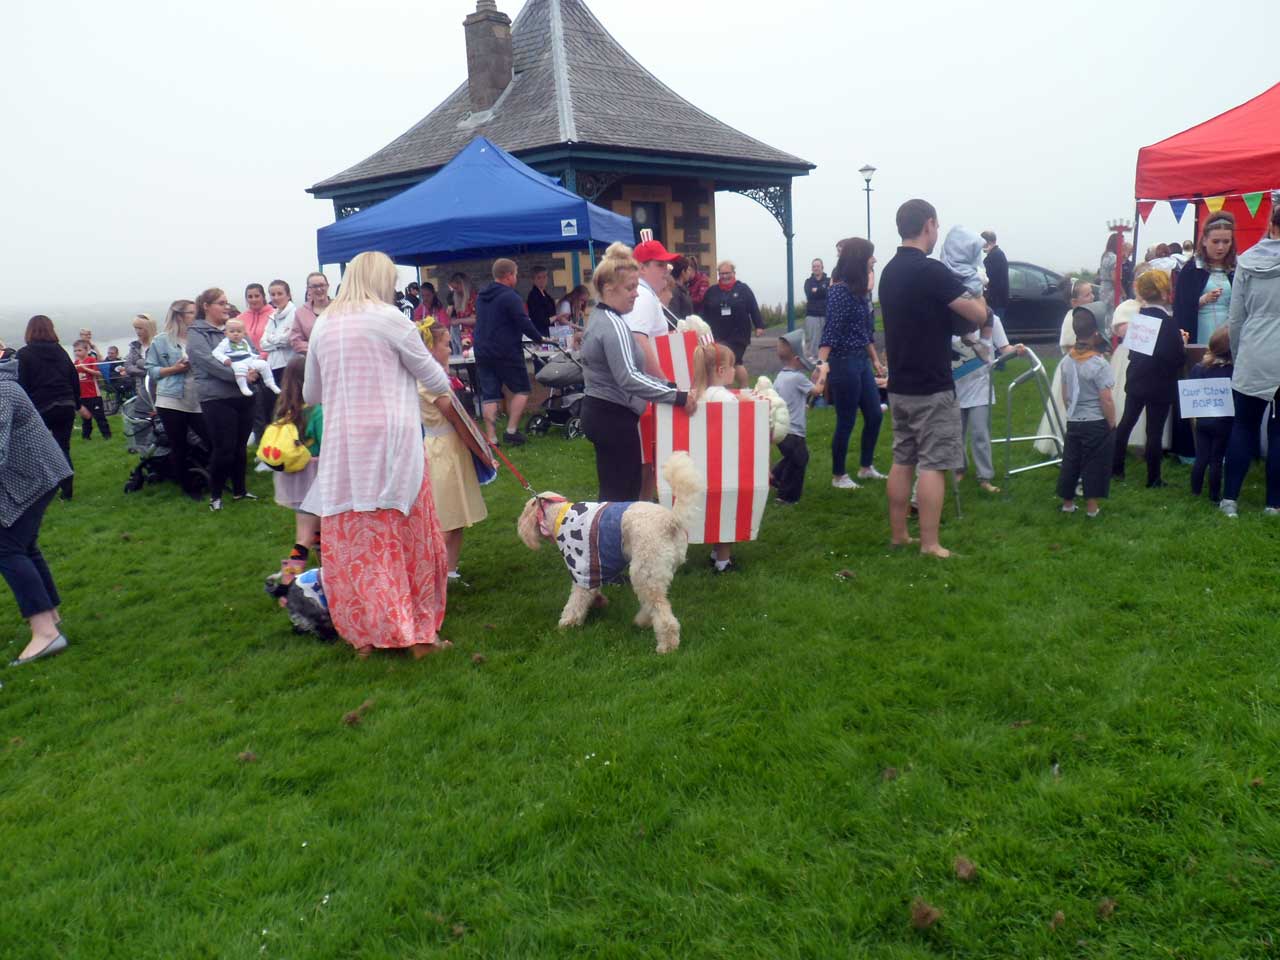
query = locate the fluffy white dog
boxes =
[517,452,704,654]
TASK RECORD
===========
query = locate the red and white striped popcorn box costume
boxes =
[654,391,769,545]
[641,330,704,465]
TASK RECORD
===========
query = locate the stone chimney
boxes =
[463,0,513,115]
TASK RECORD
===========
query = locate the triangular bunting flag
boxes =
[1243,192,1265,217]
[1170,199,1188,222]
[1205,196,1227,213]
[1137,201,1156,222]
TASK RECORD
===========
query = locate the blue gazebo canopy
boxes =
[316,137,634,266]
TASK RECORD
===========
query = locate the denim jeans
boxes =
[0,490,60,619]
[1224,389,1280,506]
[828,352,882,476]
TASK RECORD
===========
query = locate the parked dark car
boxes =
[1000,261,1072,339]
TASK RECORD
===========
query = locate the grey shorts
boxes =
[889,390,963,471]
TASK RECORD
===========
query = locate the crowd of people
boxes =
[4,199,1280,663]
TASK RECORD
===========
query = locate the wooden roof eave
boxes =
[308,144,813,204]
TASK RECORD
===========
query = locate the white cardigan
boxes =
[259,302,297,369]
[302,303,452,517]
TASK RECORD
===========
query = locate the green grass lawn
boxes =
[3,363,1280,959]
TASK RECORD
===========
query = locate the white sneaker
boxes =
[1265,507,1280,517]
[832,475,860,490]
[857,466,888,481]
[1219,499,1239,518]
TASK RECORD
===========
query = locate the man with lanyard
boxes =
[700,260,765,387]
[629,237,681,376]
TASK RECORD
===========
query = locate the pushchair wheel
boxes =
[527,414,549,436]
[564,416,584,441]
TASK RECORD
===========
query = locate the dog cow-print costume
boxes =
[543,500,630,589]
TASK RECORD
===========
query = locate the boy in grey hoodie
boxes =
[1220,202,1280,517]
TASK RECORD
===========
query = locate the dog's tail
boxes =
[662,451,705,536]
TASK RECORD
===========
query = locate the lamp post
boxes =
[859,165,876,240]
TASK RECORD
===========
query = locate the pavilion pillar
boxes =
[783,181,796,332]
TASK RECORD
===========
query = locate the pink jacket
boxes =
[238,305,274,359]
[291,303,324,354]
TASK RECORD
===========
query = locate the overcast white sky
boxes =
[2,0,1275,333]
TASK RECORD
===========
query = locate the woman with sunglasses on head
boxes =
[147,299,210,497]
[1174,212,1236,347]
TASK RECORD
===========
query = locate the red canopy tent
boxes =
[1135,82,1279,254]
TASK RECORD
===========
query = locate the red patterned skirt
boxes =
[321,476,448,650]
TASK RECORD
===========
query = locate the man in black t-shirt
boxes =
[879,198,988,558]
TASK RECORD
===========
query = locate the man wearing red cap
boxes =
[630,238,681,376]
[700,260,765,387]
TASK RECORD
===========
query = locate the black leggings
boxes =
[582,396,642,502]
[1113,397,1171,485]
[202,395,254,500]
[157,406,210,493]
[1191,418,1232,501]
[251,370,284,441]
[40,405,75,499]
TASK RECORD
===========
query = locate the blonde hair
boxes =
[132,313,156,341]
[692,341,736,393]
[163,300,195,342]
[327,251,397,315]
[1135,269,1170,304]
[591,242,640,299]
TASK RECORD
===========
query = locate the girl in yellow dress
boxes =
[419,326,493,584]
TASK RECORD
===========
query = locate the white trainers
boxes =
[832,475,860,490]
[857,466,888,481]
[1219,499,1239,518]
[1264,507,1280,517]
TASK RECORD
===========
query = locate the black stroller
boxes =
[526,344,585,440]
[121,393,211,496]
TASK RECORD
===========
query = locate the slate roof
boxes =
[310,0,813,195]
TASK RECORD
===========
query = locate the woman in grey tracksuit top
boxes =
[579,246,699,501]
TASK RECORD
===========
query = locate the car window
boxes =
[1008,266,1036,293]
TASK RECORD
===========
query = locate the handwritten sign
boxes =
[1122,313,1162,356]
[1178,378,1235,419]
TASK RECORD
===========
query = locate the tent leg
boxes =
[571,251,581,288]
[589,240,596,270]
[1130,202,1141,290]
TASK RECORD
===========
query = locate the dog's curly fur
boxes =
[518,451,704,654]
